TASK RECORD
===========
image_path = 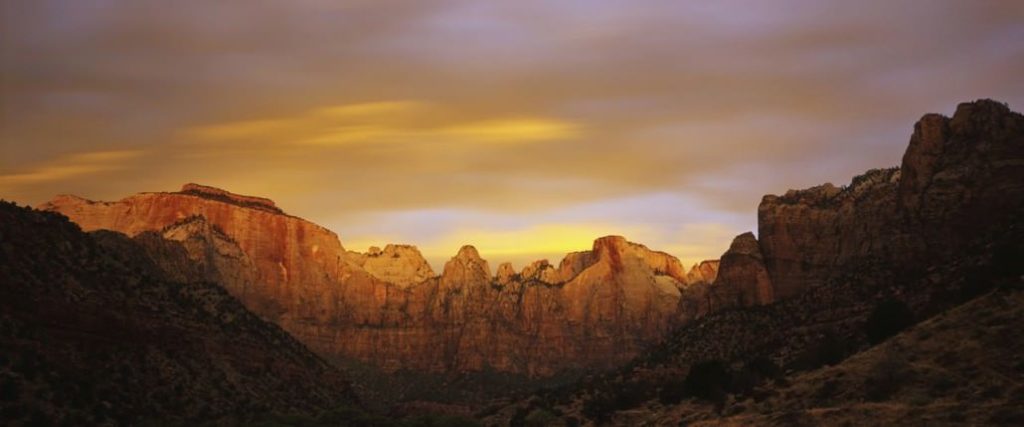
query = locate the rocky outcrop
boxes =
[592,236,689,285]
[179,182,283,214]
[440,245,492,291]
[710,232,774,307]
[40,185,409,367]
[684,260,719,286]
[519,259,559,283]
[347,244,435,288]
[39,184,351,322]
[677,234,771,320]
[41,186,690,376]
[495,262,517,285]
[559,236,684,342]
[553,251,598,283]
[757,171,903,299]
[757,99,1024,299]
[487,99,1024,427]
[0,201,356,424]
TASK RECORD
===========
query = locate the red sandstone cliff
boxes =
[676,100,1023,322]
[41,185,690,376]
[677,233,771,320]
[755,99,1023,299]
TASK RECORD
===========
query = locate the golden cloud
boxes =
[186,100,580,147]
[0,150,143,188]
[439,118,579,143]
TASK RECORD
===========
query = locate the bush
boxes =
[611,379,653,410]
[0,377,19,402]
[865,299,914,345]
[992,241,1024,278]
[791,332,851,371]
[401,414,480,427]
[524,408,560,427]
[580,392,614,422]
[683,360,731,403]
[731,356,781,394]
[317,405,394,427]
[657,377,687,405]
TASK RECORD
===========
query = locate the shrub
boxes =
[731,356,781,393]
[683,360,731,403]
[992,241,1024,278]
[657,377,687,405]
[402,414,480,427]
[580,392,614,422]
[0,377,19,402]
[865,299,914,345]
[791,332,851,371]
[524,408,560,427]
[611,379,653,410]
[317,405,394,427]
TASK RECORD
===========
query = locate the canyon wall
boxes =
[42,99,1019,377]
[675,99,1022,322]
[43,186,696,376]
[753,99,1023,299]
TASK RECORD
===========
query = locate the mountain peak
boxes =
[592,235,628,249]
[350,243,435,288]
[455,244,482,260]
[441,245,491,290]
[179,183,283,214]
[728,231,761,254]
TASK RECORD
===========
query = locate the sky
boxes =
[2,1,1023,270]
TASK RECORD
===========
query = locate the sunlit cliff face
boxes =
[2,1,1022,269]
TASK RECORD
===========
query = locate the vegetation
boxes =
[250,406,481,427]
[864,299,914,344]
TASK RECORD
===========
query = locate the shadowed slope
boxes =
[0,201,357,425]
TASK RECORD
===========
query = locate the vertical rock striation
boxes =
[755,99,1024,299]
[41,187,691,376]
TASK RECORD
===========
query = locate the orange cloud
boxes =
[186,100,580,147]
[0,150,143,188]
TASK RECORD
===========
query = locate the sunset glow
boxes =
[2,1,1022,269]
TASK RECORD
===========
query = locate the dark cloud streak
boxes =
[1,0,1022,263]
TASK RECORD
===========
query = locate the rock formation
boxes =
[519,259,559,283]
[347,244,435,288]
[40,185,352,323]
[757,99,1023,299]
[487,99,1024,426]
[677,233,771,320]
[46,100,1015,379]
[674,99,1022,321]
[0,201,356,425]
[41,185,691,376]
[684,260,719,286]
[495,262,517,285]
[710,232,773,307]
[440,245,492,291]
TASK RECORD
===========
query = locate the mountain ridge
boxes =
[41,184,724,377]
[0,201,359,425]
[482,98,1024,425]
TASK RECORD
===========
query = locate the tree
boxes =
[683,360,731,403]
[865,299,914,345]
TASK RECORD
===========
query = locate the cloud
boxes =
[186,100,579,146]
[2,0,1022,266]
[0,150,142,188]
[187,100,428,141]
